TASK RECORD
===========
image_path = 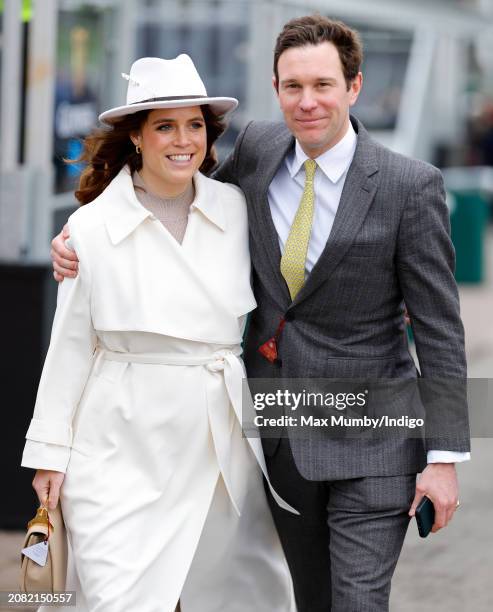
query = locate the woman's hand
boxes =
[32,470,65,510]
[51,224,79,282]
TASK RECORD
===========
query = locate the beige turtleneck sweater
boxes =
[132,171,194,244]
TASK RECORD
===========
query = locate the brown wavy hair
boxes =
[72,105,226,204]
[273,14,363,91]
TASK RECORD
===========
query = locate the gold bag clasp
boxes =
[27,506,54,533]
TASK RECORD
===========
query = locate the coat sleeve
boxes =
[395,165,470,452]
[21,223,97,472]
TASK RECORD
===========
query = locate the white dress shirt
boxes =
[267,122,470,465]
[269,121,357,273]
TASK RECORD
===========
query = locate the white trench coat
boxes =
[21,167,297,612]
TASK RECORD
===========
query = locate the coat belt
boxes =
[97,348,299,517]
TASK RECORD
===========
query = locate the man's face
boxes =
[274,42,362,158]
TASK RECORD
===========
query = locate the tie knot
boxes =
[304,159,317,182]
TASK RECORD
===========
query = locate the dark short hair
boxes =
[273,14,363,90]
[71,105,226,205]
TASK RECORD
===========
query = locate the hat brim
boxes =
[99,96,238,125]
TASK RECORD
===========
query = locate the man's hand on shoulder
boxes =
[409,463,459,533]
[51,224,79,282]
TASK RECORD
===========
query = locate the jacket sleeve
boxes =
[396,165,470,452]
[21,224,97,472]
[212,121,253,186]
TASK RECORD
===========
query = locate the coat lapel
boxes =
[249,126,294,305]
[292,118,379,307]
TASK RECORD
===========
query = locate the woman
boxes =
[21,55,296,612]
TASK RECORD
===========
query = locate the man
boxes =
[52,15,470,611]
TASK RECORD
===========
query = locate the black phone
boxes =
[415,495,435,538]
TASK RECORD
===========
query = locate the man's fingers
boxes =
[51,234,78,262]
[444,497,459,525]
[430,497,456,532]
[53,253,78,272]
[51,251,78,273]
[409,479,426,517]
[445,506,455,526]
[408,490,422,517]
[51,246,78,268]
[53,260,77,278]
[51,226,79,280]
[431,510,447,532]
[50,229,79,280]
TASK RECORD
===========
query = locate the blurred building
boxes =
[1,0,493,262]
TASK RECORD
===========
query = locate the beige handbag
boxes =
[19,503,68,592]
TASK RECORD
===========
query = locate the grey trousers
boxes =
[264,437,416,612]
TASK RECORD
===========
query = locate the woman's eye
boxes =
[157,124,173,131]
[191,122,205,130]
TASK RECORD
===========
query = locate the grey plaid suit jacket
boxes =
[215,116,470,481]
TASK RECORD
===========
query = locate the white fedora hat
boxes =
[99,55,238,125]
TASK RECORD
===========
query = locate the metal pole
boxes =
[24,0,58,167]
[24,0,59,260]
[0,0,23,171]
[394,27,436,160]
[246,0,285,122]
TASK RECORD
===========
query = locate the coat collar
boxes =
[191,171,227,232]
[99,166,226,245]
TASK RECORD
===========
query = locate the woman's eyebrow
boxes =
[151,116,204,125]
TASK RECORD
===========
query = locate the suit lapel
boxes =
[249,126,294,305]
[292,118,379,307]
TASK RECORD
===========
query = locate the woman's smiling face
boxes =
[132,106,207,197]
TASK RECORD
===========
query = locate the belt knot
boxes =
[206,350,233,372]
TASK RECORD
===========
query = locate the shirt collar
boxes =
[288,121,357,184]
[100,166,225,245]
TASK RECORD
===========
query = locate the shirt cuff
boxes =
[21,440,71,473]
[427,450,471,464]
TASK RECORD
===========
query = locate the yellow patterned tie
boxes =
[280,159,317,300]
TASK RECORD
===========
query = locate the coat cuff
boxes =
[25,418,73,447]
[21,440,70,473]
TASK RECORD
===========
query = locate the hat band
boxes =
[131,95,207,105]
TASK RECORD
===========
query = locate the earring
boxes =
[135,144,142,154]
